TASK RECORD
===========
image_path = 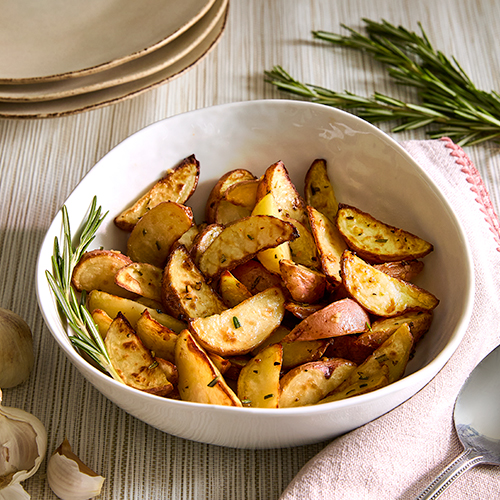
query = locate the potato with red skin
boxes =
[279,259,326,303]
[283,298,370,342]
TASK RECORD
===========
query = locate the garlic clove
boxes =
[0,308,34,389]
[47,439,105,500]
[0,390,47,493]
[0,483,31,500]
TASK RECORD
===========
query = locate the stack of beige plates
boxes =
[0,0,228,118]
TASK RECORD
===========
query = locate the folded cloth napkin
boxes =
[280,138,500,500]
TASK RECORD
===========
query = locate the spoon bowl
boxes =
[417,344,500,499]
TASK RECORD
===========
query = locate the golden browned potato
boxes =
[87,289,186,333]
[162,245,227,320]
[341,250,439,317]
[155,357,178,385]
[114,154,199,231]
[91,308,113,338]
[135,310,178,363]
[283,298,370,342]
[251,193,293,274]
[279,259,326,303]
[231,259,285,295]
[284,301,327,320]
[115,262,163,302]
[373,260,424,281]
[284,217,321,270]
[256,160,308,225]
[282,339,330,370]
[308,206,347,285]
[324,334,376,365]
[197,215,298,282]
[205,168,256,223]
[71,249,135,298]
[190,223,224,266]
[336,204,433,263]
[104,313,173,396]
[304,158,338,221]
[170,224,200,253]
[224,179,259,209]
[319,323,414,403]
[189,286,286,356]
[237,343,283,408]
[358,310,433,348]
[279,358,356,408]
[214,201,253,226]
[126,201,194,267]
[175,329,242,406]
[218,270,253,307]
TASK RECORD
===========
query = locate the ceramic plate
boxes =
[0,0,215,83]
[0,6,228,119]
[0,0,227,103]
[35,100,474,448]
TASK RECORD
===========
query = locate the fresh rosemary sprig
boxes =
[46,196,123,383]
[265,19,500,146]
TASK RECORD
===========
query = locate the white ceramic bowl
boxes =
[35,100,474,449]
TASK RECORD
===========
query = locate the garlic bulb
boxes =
[47,438,105,500]
[0,308,34,388]
[0,390,47,497]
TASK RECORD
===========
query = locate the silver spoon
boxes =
[416,343,500,499]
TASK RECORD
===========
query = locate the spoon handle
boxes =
[415,448,484,500]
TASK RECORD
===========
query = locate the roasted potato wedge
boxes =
[115,262,163,302]
[336,204,433,263]
[284,301,327,320]
[197,215,298,281]
[219,270,253,307]
[320,323,414,403]
[251,193,293,274]
[214,201,252,226]
[282,339,331,371]
[308,206,347,285]
[256,160,308,225]
[285,217,321,269]
[135,310,178,363]
[237,343,283,408]
[373,260,424,281]
[189,286,285,356]
[171,224,200,253]
[126,201,194,267]
[318,367,390,403]
[71,249,135,298]
[162,245,227,320]
[224,179,259,209]
[304,158,338,221]
[175,329,242,406]
[279,259,326,303]
[190,224,224,266]
[105,313,173,396]
[205,168,256,223]
[358,310,433,349]
[91,308,113,338]
[87,290,186,333]
[155,357,178,385]
[114,154,199,231]
[231,259,285,295]
[324,334,377,365]
[279,358,356,408]
[283,298,370,342]
[341,250,439,317]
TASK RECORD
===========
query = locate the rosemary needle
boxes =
[46,196,123,383]
[265,19,500,147]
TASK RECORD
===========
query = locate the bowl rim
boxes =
[35,99,475,416]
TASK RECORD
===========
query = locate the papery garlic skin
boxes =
[0,482,31,500]
[0,391,47,494]
[47,439,104,500]
[0,308,34,389]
